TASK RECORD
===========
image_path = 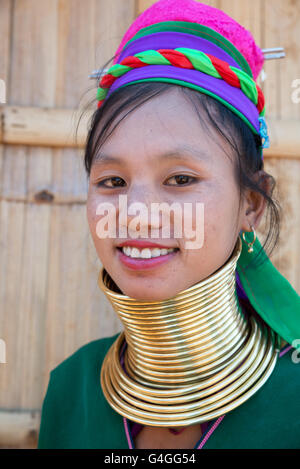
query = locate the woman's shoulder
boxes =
[41,332,121,411]
[38,332,124,449]
[240,344,300,416]
[274,344,300,378]
[49,332,120,380]
[270,344,300,401]
[237,345,300,426]
[204,345,300,449]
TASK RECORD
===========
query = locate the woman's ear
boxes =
[240,171,272,232]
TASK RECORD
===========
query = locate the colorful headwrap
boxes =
[96,0,270,154]
[92,0,300,348]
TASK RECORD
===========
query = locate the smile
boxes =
[121,246,177,259]
[116,246,179,270]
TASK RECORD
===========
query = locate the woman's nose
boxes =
[127,182,157,206]
[116,185,182,240]
[117,184,164,237]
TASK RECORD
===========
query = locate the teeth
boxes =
[151,248,161,258]
[121,246,176,259]
[130,247,140,258]
[140,248,152,259]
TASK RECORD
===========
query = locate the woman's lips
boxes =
[116,247,179,271]
[117,240,177,249]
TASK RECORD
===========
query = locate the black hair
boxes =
[79,57,281,267]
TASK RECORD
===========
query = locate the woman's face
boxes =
[87,88,262,301]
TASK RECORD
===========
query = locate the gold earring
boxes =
[242,225,256,253]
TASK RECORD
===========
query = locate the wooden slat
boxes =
[263,118,300,159]
[0,410,40,449]
[262,157,300,294]
[0,200,51,408]
[0,0,13,438]
[136,1,225,17]
[44,204,122,380]
[0,0,134,435]
[136,0,156,14]
[0,105,90,148]
[1,0,59,417]
[1,106,300,160]
[262,0,300,120]
[0,0,12,88]
[260,1,279,118]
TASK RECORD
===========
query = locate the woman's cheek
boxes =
[198,185,234,250]
[204,187,241,265]
[87,192,108,248]
[86,196,98,239]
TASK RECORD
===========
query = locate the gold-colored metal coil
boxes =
[98,237,280,427]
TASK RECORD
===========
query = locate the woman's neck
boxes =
[98,236,280,428]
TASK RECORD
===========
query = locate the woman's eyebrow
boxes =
[159,145,209,162]
[93,144,209,166]
[93,154,123,165]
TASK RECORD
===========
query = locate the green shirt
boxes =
[37,333,300,449]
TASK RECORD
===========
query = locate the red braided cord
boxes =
[206,54,240,88]
[98,49,264,113]
[157,49,194,69]
[256,86,265,114]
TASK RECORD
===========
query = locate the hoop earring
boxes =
[242,225,256,253]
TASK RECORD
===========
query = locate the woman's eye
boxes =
[96,177,126,188]
[95,175,197,188]
[165,175,197,186]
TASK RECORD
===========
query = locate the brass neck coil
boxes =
[98,236,280,427]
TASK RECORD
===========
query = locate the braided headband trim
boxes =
[97,48,265,116]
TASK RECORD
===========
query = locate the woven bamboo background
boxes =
[0,0,299,448]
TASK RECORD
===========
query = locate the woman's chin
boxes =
[124,292,176,302]
[114,282,184,302]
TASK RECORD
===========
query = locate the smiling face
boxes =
[87,87,266,301]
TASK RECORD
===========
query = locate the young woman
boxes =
[38,0,300,449]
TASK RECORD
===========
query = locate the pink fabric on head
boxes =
[113,0,264,80]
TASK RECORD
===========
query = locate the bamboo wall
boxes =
[0,0,299,448]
